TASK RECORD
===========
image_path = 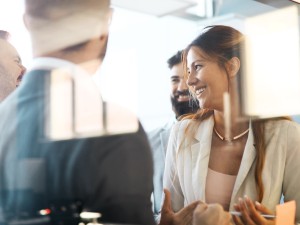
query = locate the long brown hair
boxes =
[181,25,269,202]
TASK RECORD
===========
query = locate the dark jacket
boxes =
[0,69,155,225]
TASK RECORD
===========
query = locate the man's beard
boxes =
[171,96,199,119]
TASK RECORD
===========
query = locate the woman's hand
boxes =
[193,203,233,225]
[159,189,200,225]
[232,196,275,225]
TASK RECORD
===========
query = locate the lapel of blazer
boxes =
[191,117,214,201]
[231,122,256,201]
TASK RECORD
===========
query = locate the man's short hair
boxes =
[0,30,10,40]
[167,50,183,69]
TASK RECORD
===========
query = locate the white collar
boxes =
[29,57,76,71]
[28,57,93,79]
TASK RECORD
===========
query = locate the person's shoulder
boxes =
[266,118,300,130]
[266,119,300,156]
[265,119,300,140]
[147,121,173,137]
[168,119,194,141]
[147,125,165,140]
[0,89,18,114]
[173,118,196,131]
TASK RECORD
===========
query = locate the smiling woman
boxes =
[163,25,300,225]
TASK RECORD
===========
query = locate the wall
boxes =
[96,8,199,131]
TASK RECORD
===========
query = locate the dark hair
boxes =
[184,25,244,81]
[167,50,183,69]
[182,25,268,202]
[0,30,10,40]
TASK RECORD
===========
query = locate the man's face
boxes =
[0,39,26,101]
[170,62,198,118]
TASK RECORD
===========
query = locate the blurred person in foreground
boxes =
[163,25,300,225]
[0,0,155,224]
[148,50,198,221]
[0,30,26,102]
[0,3,252,225]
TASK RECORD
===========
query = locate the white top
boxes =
[205,168,237,211]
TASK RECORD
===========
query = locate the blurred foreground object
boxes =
[239,5,300,118]
[45,65,138,140]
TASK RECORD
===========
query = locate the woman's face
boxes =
[186,46,229,111]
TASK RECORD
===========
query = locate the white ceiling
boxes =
[111,0,299,20]
[255,0,298,8]
[111,0,197,17]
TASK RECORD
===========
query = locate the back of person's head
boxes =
[167,50,183,69]
[24,0,111,56]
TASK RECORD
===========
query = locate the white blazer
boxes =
[163,116,300,223]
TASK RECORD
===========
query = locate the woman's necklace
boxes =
[213,126,249,142]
